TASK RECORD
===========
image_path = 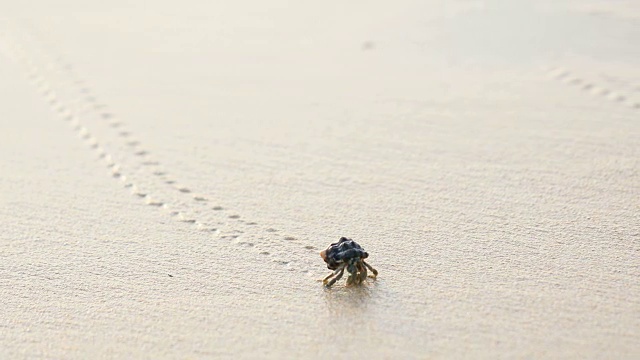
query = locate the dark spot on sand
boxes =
[362,41,375,50]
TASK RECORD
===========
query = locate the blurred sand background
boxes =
[1,0,639,358]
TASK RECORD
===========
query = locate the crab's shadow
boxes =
[322,280,381,317]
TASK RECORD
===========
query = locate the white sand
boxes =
[1,1,639,358]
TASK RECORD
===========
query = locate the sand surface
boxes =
[1,1,639,358]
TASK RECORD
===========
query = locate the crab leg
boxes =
[346,273,355,286]
[347,261,357,275]
[347,261,358,285]
[324,266,345,287]
[358,261,368,283]
[345,260,358,286]
[323,264,346,286]
[362,260,378,278]
[353,261,362,284]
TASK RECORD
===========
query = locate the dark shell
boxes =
[321,237,369,270]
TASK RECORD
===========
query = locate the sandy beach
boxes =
[1,1,639,358]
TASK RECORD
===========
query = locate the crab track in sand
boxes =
[0,22,319,275]
[546,67,640,111]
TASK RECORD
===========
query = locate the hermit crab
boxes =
[320,237,378,287]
